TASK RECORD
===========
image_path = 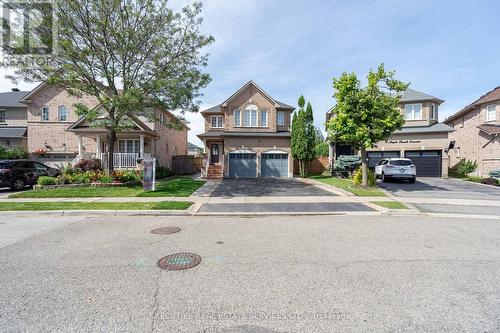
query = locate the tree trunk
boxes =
[106,129,116,174]
[360,146,368,187]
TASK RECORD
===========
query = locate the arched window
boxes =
[243,104,257,127]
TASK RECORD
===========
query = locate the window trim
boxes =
[58,105,68,122]
[118,139,140,154]
[211,115,223,128]
[41,106,49,122]
[486,104,496,121]
[234,109,241,126]
[430,104,438,120]
[242,104,258,127]
[404,103,423,120]
[260,110,268,127]
[0,110,5,123]
[277,111,285,126]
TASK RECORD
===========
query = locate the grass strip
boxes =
[371,201,408,209]
[0,201,193,211]
[309,175,386,197]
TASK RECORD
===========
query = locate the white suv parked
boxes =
[375,158,416,183]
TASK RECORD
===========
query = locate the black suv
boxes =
[0,160,60,191]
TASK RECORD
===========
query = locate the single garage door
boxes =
[229,153,257,178]
[405,151,442,177]
[262,153,289,178]
[367,151,400,168]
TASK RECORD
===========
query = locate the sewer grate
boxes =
[151,227,181,235]
[157,253,202,271]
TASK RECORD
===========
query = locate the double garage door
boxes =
[228,153,288,178]
[367,150,442,177]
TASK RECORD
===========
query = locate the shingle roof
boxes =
[477,124,500,136]
[188,142,202,149]
[0,127,27,138]
[0,91,30,107]
[395,122,454,134]
[392,88,444,104]
[198,131,291,138]
[276,100,295,109]
[200,105,222,113]
[445,87,500,123]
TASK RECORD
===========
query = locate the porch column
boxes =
[96,136,101,156]
[139,135,144,158]
[77,135,83,157]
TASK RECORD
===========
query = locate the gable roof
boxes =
[0,91,30,107]
[392,88,444,104]
[201,81,295,113]
[445,87,500,123]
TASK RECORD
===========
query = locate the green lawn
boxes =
[9,178,205,198]
[309,175,386,197]
[371,201,408,209]
[0,201,193,211]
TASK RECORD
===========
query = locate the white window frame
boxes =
[404,103,422,120]
[486,105,496,121]
[277,111,285,126]
[58,106,68,122]
[431,104,437,120]
[41,106,49,122]
[243,104,258,127]
[261,110,268,127]
[211,115,223,128]
[118,139,140,154]
[0,110,5,123]
[234,109,241,126]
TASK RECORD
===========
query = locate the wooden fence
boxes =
[293,156,330,175]
[172,155,196,175]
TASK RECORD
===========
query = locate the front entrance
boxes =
[210,143,220,164]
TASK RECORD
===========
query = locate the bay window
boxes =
[277,111,285,125]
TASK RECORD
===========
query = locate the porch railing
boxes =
[99,153,139,170]
[70,153,96,166]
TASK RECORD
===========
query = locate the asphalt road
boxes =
[1,214,500,332]
[378,177,500,200]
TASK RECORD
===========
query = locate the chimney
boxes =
[11,88,19,92]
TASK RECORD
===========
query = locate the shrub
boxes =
[156,165,174,179]
[73,158,103,172]
[56,174,71,184]
[0,145,28,159]
[112,170,142,182]
[352,168,376,187]
[481,178,499,186]
[99,175,114,183]
[314,142,329,157]
[333,155,361,172]
[489,169,500,179]
[466,176,482,183]
[37,176,58,186]
[456,159,478,176]
[71,172,92,184]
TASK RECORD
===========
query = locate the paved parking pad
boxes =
[212,179,335,197]
[200,202,373,213]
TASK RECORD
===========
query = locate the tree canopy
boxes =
[291,95,316,177]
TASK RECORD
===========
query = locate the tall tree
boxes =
[291,95,316,177]
[2,0,214,172]
[327,64,408,187]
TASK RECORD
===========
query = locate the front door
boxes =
[210,143,220,164]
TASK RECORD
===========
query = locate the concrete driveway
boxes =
[1,214,500,332]
[377,177,500,200]
[211,178,335,197]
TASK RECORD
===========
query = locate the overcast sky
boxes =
[1,0,499,146]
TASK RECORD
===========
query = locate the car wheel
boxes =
[11,177,26,191]
[409,177,416,184]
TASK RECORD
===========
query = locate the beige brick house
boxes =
[0,90,30,149]
[19,82,188,169]
[327,88,454,177]
[198,81,295,179]
[445,87,500,177]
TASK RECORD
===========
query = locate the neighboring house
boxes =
[197,81,295,179]
[187,142,203,156]
[19,82,188,169]
[327,88,454,177]
[0,89,30,149]
[444,87,500,177]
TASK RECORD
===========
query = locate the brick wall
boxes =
[153,108,188,169]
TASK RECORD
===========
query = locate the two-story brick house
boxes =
[18,82,188,169]
[0,89,30,149]
[327,88,454,177]
[444,87,500,177]
[198,81,295,179]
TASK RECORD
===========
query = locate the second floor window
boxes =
[58,106,68,122]
[234,109,241,126]
[431,104,438,120]
[41,106,49,121]
[211,115,223,128]
[243,104,257,127]
[404,104,422,120]
[277,111,285,126]
[261,110,267,127]
[487,105,496,121]
[0,110,5,123]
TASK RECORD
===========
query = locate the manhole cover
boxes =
[150,227,181,235]
[157,253,202,271]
